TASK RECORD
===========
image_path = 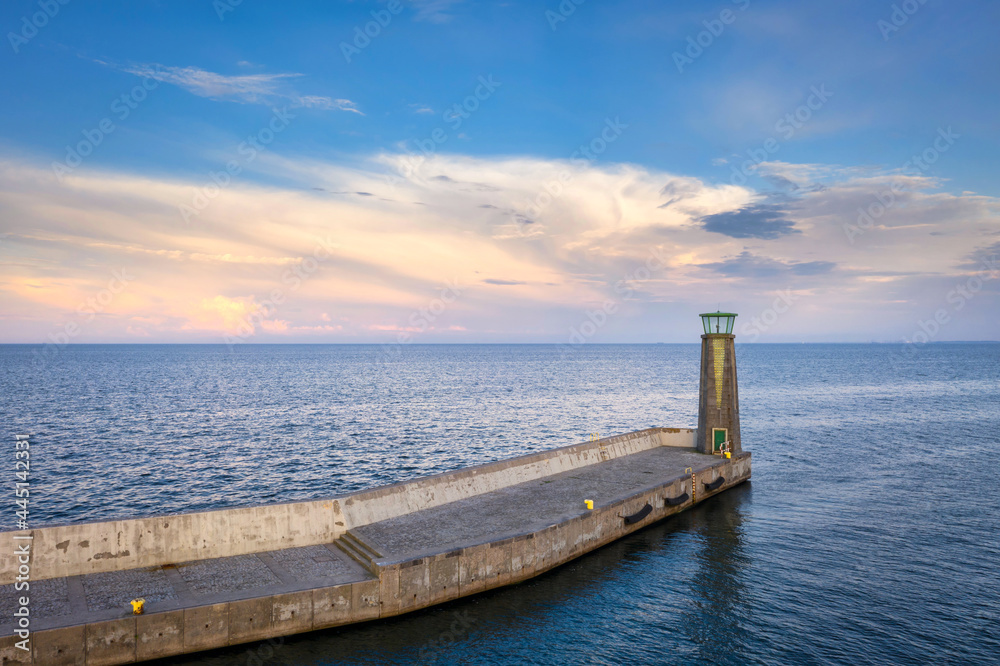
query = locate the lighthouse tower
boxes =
[697,311,741,455]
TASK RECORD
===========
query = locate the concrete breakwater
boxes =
[0,427,750,664]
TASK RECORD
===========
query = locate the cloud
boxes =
[483,279,527,285]
[762,174,800,191]
[409,104,434,114]
[296,96,362,114]
[791,260,837,276]
[698,251,835,278]
[410,0,463,23]
[963,241,1000,272]
[1,151,997,343]
[700,203,800,239]
[658,177,707,209]
[22,238,313,266]
[119,63,362,114]
[313,189,376,198]
[430,174,501,192]
[754,161,845,188]
[187,295,266,334]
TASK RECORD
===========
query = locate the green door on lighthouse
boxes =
[713,428,727,453]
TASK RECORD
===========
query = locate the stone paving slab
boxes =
[176,554,280,596]
[269,544,361,582]
[354,447,712,561]
[0,541,373,636]
[0,576,70,621]
[83,567,177,612]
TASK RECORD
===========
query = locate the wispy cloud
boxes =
[410,0,464,23]
[699,251,835,278]
[483,278,528,286]
[296,95,362,113]
[118,63,363,114]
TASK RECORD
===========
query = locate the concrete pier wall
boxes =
[0,428,695,585]
[2,449,749,665]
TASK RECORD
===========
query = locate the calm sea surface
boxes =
[1,343,998,665]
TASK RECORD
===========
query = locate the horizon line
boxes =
[1,341,998,346]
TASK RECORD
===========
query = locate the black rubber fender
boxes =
[623,503,653,524]
[664,492,689,506]
[704,476,725,492]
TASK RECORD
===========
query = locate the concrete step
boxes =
[334,532,382,576]
[342,531,383,560]
[333,538,374,575]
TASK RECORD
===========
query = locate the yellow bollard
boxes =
[725,452,731,459]
[131,598,145,615]
[585,499,594,510]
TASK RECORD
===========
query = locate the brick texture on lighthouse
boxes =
[696,333,742,455]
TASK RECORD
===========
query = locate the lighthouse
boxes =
[697,311,741,455]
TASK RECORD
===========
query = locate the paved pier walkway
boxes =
[355,447,711,561]
[0,447,714,637]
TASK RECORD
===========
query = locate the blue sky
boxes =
[1,0,998,344]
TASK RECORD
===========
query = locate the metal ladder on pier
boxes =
[592,432,609,461]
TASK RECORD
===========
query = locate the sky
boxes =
[1,0,998,344]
